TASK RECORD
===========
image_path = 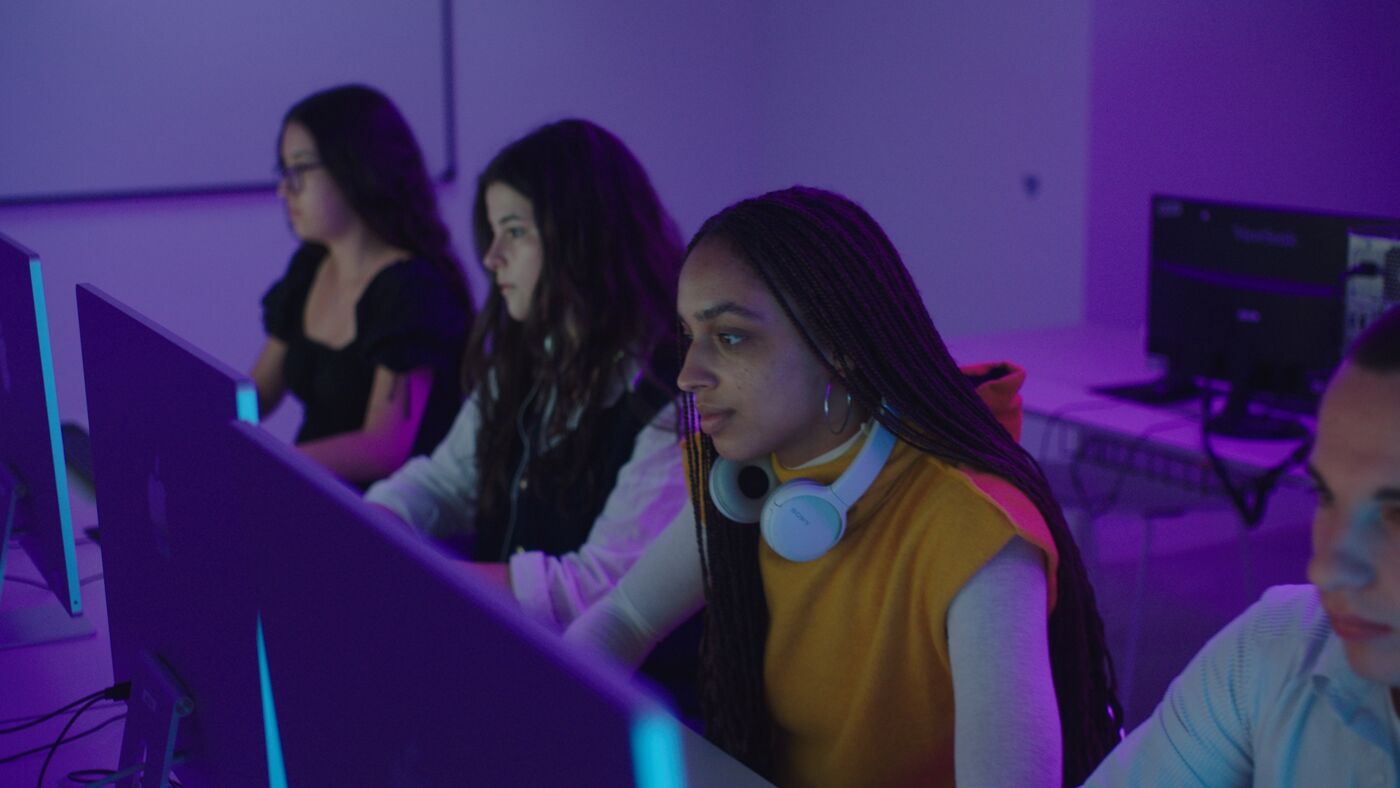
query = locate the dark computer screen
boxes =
[1145,195,1397,437]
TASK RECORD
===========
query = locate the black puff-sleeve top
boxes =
[261,245,470,459]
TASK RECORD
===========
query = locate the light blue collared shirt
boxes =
[1083,584,1399,787]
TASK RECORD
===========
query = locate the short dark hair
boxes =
[1349,304,1400,372]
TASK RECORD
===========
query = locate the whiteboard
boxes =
[0,1,453,204]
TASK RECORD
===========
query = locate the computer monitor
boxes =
[77,283,262,785]
[211,419,705,786]
[77,287,761,786]
[1109,195,1398,439]
[0,233,93,648]
[1344,223,1400,346]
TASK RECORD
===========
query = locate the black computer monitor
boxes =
[77,283,262,785]
[0,233,94,648]
[1110,195,1398,439]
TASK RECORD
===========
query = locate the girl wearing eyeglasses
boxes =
[254,85,473,487]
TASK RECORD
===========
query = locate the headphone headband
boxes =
[827,420,896,507]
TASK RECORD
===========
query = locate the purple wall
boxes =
[751,0,1091,337]
[1086,1,1400,328]
[1,1,1096,439]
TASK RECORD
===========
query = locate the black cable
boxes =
[0,689,103,735]
[0,712,125,768]
[0,683,128,745]
[37,695,107,787]
[0,704,122,730]
[1199,391,1314,529]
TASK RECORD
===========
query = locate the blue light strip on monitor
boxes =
[256,614,289,788]
[29,258,80,614]
[235,383,259,425]
[630,710,686,788]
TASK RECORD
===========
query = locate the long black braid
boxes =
[684,186,1122,784]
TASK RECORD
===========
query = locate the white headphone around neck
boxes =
[708,420,897,562]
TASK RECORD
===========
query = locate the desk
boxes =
[947,322,1316,476]
[0,492,118,787]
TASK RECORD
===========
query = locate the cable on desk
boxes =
[36,695,107,787]
[0,702,122,731]
[0,712,126,766]
[0,683,127,735]
[1199,392,1313,529]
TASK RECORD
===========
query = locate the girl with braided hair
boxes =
[566,186,1122,786]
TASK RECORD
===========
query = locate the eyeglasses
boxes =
[275,161,324,194]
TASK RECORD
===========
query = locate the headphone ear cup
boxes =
[760,481,846,562]
[708,458,778,524]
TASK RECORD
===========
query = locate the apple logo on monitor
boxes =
[147,458,172,559]
[0,325,11,394]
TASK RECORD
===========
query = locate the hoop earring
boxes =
[823,381,853,435]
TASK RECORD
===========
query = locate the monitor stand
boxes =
[115,650,193,788]
[1091,372,1200,405]
[1206,385,1310,441]
[0,463,95,649]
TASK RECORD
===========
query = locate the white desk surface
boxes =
[0,494,119,787]
[946,322,1317,475]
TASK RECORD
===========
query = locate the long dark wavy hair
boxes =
[280,84,472,309]
[464,119,683,522]
[683,186,1122,784]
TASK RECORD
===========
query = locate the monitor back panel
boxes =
[77,284,264,784]
[0,234,79,613]
[221,421,667,786]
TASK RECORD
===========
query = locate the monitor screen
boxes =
[0,233,92,648]
[77,283,262,784]
[1146,195,1398,432]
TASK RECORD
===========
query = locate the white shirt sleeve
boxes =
[562,502,706,666]
[364,391,482,537]
[949,536,1062,788]
[1081,597,1262,787]
[509,403,690,630]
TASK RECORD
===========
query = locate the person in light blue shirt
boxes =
[1084,304,1400,788]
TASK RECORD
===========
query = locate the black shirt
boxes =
[260,245,470,463]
